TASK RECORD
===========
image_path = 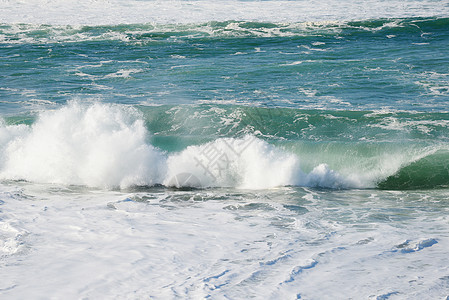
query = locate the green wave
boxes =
[378,150,449,190]
[1,17,447,43]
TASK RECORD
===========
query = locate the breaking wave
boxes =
[0,102,448,190]
[1,18,448,44]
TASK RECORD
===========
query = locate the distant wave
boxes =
[1,18,448,44]
[1,102,448,190]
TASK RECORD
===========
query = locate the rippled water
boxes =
[1,0,449,298]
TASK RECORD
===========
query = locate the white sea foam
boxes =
[1,183,448,299]
[0,0,447,25]
[104,68,143,79]
[0,102,166,188]
[164,136,304,189]
[369,116,449,134]
[0,220,27,256]
[164,137,358,189]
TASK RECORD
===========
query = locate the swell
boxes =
[1,102,448,190]
[1,17,447,44]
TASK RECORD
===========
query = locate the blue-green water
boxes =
[1,5,449,299]
[1,18,449,189]
[1,18,449,113]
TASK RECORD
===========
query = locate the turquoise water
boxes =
[2,18,449,189]
[1,18,449,113]
[1,4,449,299]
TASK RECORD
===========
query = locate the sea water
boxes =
[1,0,449,298]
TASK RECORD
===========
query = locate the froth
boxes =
[164,136,303,189]
[0,102,165,188]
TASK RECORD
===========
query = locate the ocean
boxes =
[1,0,449,298]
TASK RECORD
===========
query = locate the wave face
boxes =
[378,150,449,190]
[1,102,448,190]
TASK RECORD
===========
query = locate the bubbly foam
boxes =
[0,102,166,188]
[164,136,304,189]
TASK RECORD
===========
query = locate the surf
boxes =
[1,18,448,44]
[1,102,448,190]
